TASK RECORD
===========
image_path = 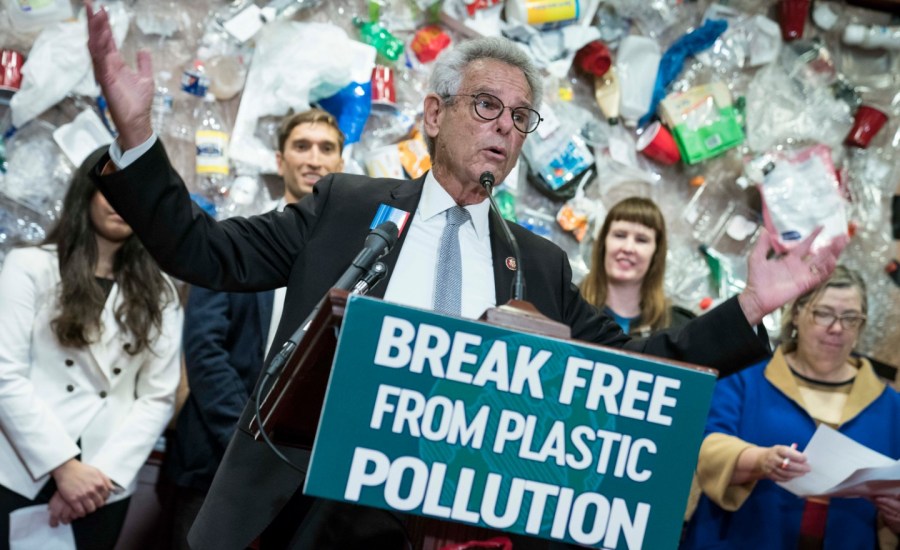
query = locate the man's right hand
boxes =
[51,458,114,518]
[85,0,154,151]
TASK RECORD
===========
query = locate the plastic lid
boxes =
[812,3,839,31]
[843,24,866,45]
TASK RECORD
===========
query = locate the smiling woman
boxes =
[581,197,693,336]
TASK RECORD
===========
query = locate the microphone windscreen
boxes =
[480,171,495,188]
[370,221,399,248]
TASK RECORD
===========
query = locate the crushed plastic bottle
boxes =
[193,93,230,196]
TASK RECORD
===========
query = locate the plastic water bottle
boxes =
[194,93,230,195]
[151,71,173,136]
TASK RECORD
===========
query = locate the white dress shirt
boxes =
[264,198,289,357]
[383,171,496,319]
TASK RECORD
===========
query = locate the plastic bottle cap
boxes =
[812,3,839,30]
[842,24,865,45]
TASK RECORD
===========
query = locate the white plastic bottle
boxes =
[842,24,900,50]
[615,36,661,127]
[194,93,230,195]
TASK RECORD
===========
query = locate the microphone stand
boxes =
[478,171,571,340]
[254,222,397,471]
[480,171,525,301]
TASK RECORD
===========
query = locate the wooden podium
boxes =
[249,289,349,448]
[247,292,582,548]
[250,289,715,550]
[249,291,572,448]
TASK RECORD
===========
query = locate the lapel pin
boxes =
[505,257,517,271]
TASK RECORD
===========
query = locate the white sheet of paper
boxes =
[9,505,76,550]
[825,461,900,498]
[778,424,897,498]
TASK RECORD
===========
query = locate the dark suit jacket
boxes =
[164,286,274,491]
[93,140,769,550]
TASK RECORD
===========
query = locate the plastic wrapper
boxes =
[603,0,690,40]
[0,119,70,219]
[502,21,600,79]
[9,2,130,128]
[228,21,376,173]
[522,101,595,199]
[213,172,276,220]
[750,145,848,253]
[745,41,854,153]
[555,176,601,242]
[133,0,191,38]
[697,5,782,72]
[0,196,48,263]
[843,149,895,238]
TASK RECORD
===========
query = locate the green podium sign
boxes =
[306,296,716,549]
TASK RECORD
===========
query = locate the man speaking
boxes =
[85,1,846,548]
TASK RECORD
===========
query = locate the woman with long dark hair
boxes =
[0,148,182,549]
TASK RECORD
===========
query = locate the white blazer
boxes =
[0,246,183,500]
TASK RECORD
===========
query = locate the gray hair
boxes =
[779,265,868,353]
[424,36,543,157]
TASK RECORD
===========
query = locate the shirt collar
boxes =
[422,171,491,239]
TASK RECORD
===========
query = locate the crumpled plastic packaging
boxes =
[752,144,848,253]
[10,3,130,129]
[745,43,853,153]
[228,21,376,173]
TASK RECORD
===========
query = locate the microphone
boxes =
[253,222,400,474]
[263,221,399,379]
[351,261,388,295]
[333,221,399,291]
[480,171,525,301]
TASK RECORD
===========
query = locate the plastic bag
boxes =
[228,22,376,173]
[9,3,130,128]
[751,145,848,253]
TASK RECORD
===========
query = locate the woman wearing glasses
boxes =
[683,265,900,549]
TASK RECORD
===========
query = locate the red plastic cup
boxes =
[779,0,810,41]
[371,66,396,105]
[845,105,888,148]
[574,41,611,77]
[636,121,681,165]
[0,49,24,91]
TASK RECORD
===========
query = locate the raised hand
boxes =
[51,458,114,519]
[85,0,154,150]
[738,227,848,326]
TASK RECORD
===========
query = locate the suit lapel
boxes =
[489,209,515,305]
[87,285,120,382]
[368,174,426,300]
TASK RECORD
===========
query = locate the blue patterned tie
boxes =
[433,206,471,315]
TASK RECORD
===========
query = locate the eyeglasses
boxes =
[445,93,543,134]
[808,308,866,330]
